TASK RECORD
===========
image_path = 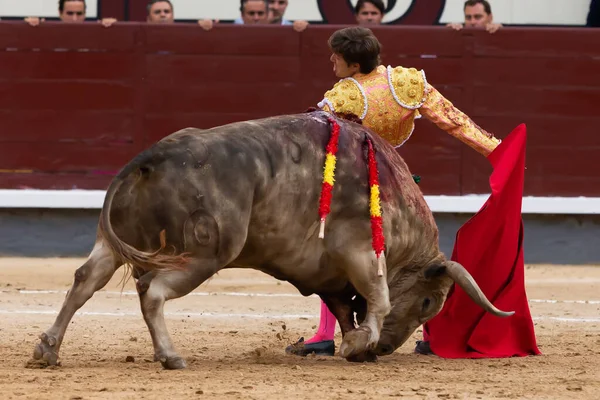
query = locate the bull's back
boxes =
[108,112,438,267]
[107,114,333,259]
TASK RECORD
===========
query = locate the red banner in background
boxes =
[0,22,598,195]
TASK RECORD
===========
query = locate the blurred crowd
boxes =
[5,0,597,33]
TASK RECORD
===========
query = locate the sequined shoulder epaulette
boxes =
[387,66,428,109]
[319,78,367,119]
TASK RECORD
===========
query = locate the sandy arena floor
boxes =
[0,258,599,399]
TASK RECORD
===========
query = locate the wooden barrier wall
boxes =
[0,22,599,196]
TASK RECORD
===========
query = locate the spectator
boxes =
[234,0,270,24]
[447,0,502,33]
[145,0,215,31]
[25,0,116,27]
[268,0,309,32]
[588,0,600,27]
[354,0,385,25]
[146,0,174,24]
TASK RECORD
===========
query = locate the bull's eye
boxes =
[422,297,431,311]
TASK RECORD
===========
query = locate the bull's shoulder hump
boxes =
[158,127,206,142]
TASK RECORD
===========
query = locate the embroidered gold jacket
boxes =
[317,65,500,156]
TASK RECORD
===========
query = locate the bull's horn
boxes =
[444,261,515,318]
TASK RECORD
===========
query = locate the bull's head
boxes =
[373,260,514,355]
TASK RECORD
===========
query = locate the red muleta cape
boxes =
[424,124,541,358]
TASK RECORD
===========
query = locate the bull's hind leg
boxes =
[336,250,391,360]
[136,260,218,370]
[32,239,120,366]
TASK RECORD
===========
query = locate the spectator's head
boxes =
[147,0,174,23]
[58,0,86,23]
[268,0,288,24]
[328,26,381,78]
[463,0,493,28]
[240,0,269,24]
[354,0,385,25]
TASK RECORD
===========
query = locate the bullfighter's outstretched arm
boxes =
[418,84,501,157]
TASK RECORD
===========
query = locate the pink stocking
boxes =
[304,300,336,343]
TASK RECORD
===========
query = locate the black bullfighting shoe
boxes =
[285,337,335,357]
[414,340,435,355]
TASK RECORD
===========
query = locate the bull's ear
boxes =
[424,264,447,280]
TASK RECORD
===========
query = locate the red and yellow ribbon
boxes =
[367,138,385,276]
[317,119,385,277]
[318,117,340,238]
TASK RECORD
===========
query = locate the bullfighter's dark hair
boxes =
[354,0,385,16]
[147,0,174,14]
[464,0,492,14]
[328,26,382,74]
[59,0,85,12]
[239,0,269,13]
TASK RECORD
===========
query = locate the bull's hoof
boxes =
[339,327,373,358]
[31,333,60,367]
[158,355,187,370]
[346,351,378,363]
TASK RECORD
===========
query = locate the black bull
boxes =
[32,111,513,369]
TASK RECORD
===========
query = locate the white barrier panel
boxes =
[0,189,598,214]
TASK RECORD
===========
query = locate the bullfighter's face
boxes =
[330,53,360,78]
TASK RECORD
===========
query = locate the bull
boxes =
[31,111,513,369]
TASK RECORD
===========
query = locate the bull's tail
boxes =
[99,159,191,273]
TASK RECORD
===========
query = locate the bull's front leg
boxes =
[336,251,391,360]
[321,294,378,363]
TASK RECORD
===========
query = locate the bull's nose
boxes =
[376,343,395,355]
